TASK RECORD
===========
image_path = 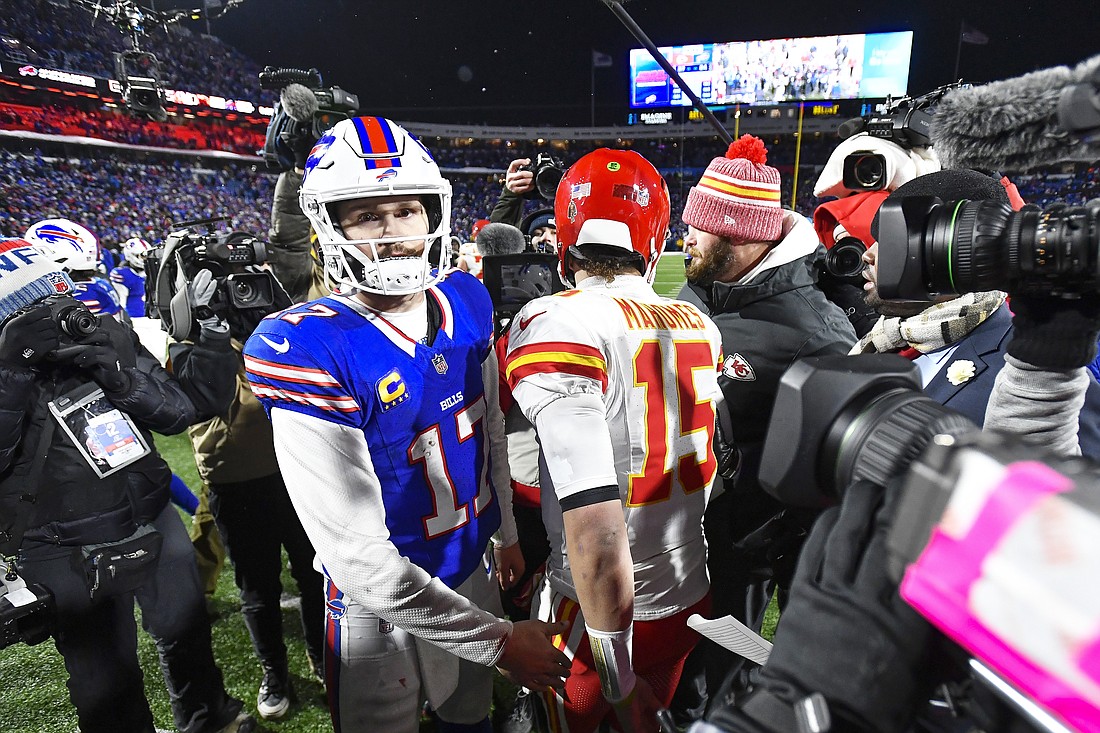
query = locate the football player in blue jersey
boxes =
[244,116,570,733]
[110,237,152,318]
[24,218,123,318]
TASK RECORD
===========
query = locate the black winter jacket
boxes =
[679,249,857,496]
[0,316,215,551]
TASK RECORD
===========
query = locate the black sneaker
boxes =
[256,663,291,720]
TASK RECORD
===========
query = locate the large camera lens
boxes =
[56,304,98,339]
[759,355,975,507]
[534,164,564,201]
[876,196,1100,299]
[853,155,885,188]
[842,152,888,191]
[824,237,867,280]
[225,273,275,310]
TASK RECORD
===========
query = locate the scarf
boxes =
[850,291,1007,355]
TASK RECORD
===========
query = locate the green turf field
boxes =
[654,250,688,299]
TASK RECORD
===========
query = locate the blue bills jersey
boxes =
[244,272,502,589]
[74,276,122,316]
[109,266,146,317]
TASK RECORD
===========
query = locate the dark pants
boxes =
[18,539,155,733]
[499,502,550,622]
[138,504,243,733]
[209,472,325,668]
[669,488,779,723]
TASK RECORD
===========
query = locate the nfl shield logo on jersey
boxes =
[432,353,448,375]
[722,353,756,381]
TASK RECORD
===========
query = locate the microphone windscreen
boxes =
[931,54,1100,171]
[837,117,866,140]
[476,223,526,256]
[280,83,319,123]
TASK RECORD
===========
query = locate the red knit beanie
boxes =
[682,135,783,243]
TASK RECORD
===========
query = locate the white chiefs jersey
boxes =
[505,274,723,620]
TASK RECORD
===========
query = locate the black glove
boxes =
[281,129,317,171]
[710,480,939,733]
[0,306,59,368]
[68,333,130,392]
[1006,293,1100,370]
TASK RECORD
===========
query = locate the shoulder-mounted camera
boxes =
[836,84,963,191]
[145,217,277,340]
[259,66,359,171]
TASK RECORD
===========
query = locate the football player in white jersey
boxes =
[505,149,724,733]
[244,116,569,733]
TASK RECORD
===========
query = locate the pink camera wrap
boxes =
[900,457,1100,733]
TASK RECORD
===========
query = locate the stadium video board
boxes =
[630,31,913,109]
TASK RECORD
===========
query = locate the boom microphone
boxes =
[931,54,1100,172]
[280,83,319,123]
[476,223,526,256]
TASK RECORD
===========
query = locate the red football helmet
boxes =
[553,148,670,285]
[469,218,491,242]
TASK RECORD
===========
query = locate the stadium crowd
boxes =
[0,101,266,155]
[1,0,264,100]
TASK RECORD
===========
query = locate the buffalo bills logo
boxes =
[376,168,398,182]
[326,597,347,620]
[303,132,336,181]
[30,224,82,250]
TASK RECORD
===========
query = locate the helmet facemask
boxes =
[299,116,453,297]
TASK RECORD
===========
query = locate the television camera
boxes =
[836,83,963,192]
[758,355,1100,733]
[259,66,359,171]
[145,217,277,340]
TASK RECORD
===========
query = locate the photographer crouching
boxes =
[0,237,246,733]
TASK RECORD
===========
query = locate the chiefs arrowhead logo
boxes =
[722,353,756,382]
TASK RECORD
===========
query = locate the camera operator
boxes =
[489,156,563,249]
[673,135,856,718]
[852,169,1100,457]
[268,165,329,304]
[0,238,251,733]
[166,256,325,721]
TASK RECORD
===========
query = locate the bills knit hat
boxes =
[0,238,75,322]
[682,134,783,243]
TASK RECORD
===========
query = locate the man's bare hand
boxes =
[505,158,534,196]
[493,541,525,590]
[612,676,662,733]
[496,619,571,691]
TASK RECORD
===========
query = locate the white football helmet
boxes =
[122,237,152,270]
[24,218,99,273]
[299,116,452,296]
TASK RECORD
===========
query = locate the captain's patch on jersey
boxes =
[377,369,410,411]
[722,353,756,381]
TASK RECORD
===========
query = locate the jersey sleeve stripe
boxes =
[244,355,342,386]
[507,341,605,365]
[250,384,361,413]
[507,358,608,392]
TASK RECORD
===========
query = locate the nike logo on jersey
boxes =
[518,311,546,330]
[259,334,291,354]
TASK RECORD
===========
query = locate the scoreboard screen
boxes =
[630,31,913,109]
